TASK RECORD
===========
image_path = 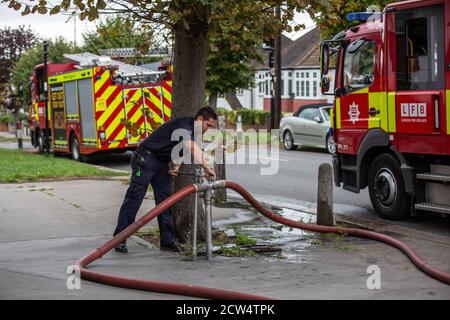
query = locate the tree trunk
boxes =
[225,92,243,110]
[171,7,211,244]
[208,92,217,109]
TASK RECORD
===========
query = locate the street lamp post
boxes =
[43,41,50,154]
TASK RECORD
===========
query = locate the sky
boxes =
[0,4,315,46]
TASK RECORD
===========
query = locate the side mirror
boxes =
[314,116,322,123]
[321,76,330,94]
[320,42,330,77]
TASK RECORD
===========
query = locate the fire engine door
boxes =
[338,35,380,131]
[122,86,164,145]
[49,83,67,147]
[393,5,445,137]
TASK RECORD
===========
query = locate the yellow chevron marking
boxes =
[97,93,123,127]
[108,142,120,149]
[94,70,110,93]
[162,86,172,104]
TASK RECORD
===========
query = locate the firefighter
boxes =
[113,106,218,253]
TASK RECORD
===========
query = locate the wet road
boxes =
[91,146,450,236]
[91,146,372,213]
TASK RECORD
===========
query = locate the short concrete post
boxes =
[317,163,334,226]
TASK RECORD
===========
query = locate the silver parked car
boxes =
[280,103,335,153]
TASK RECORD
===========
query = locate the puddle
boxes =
[213,199,318,263]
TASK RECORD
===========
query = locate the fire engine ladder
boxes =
[415,170,450,215]
[64,52,164,78]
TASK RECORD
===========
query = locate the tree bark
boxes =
[225,92,243,110]
[171,5,211,243]
[208,92,218,109]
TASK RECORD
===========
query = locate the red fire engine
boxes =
[320,0,450,219]
[29,53,172,161]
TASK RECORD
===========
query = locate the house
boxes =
[218,27,333,112]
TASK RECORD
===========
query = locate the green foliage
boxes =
[299,0,391,39]
[235,233,257,246]
[217,108,270,126]
[0,114,15,124]
[220,246,256,257]
[82,16,160,65]
[12,38,79,107]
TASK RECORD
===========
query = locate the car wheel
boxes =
[368,153,410,220]
[326,134,336,154]
[283,130,297,150]
[71,135,84,162]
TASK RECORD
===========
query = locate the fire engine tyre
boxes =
[368,153,410,220]
[37,131,45,153]
[283,130,297,150]
[71,136,84,162]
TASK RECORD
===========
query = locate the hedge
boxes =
[216,108,270,126]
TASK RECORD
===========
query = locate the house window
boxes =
[265,80,268,95]
[259,82,263,94]
[306,81,310,96]
[296,81,300,96]
[306,73,310,78]
[281,80,284,96]
[288,72,292,77]
[296,72,300,78]
[313,72,317,78]
[288,79,293,97]
[301,81,305,96]
[313,81,317,97]
[301,72,304,78]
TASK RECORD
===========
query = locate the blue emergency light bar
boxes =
[347,12,382,22]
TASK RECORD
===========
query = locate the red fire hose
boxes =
[75,181,450,300]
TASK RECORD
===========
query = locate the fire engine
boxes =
[320,0,450,219]
[29,52,172,161]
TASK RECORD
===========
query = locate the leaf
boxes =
[21,5,30,16]
[50,5,60,15]
[37,6,48,14]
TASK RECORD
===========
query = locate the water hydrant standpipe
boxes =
[75,180,450,300]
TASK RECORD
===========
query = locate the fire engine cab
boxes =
[29,53,172,161]
[320,0,450,219]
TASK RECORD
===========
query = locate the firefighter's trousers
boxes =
[113,150,176,247]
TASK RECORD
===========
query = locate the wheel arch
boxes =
[68,130,78,152]
[357,129,415,195]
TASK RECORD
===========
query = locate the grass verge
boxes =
[0,148,125,183]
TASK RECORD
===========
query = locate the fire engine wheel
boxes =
[283,130,297,150]
[37,132,45,153]
[368,153,410,220]
[71,136,84,162]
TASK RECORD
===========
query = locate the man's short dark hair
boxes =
[194,106,218,121]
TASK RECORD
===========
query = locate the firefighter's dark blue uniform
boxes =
[113,117,195,247]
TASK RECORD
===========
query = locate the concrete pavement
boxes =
[0,179,449,299]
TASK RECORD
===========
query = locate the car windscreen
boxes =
[321,107,331,121]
